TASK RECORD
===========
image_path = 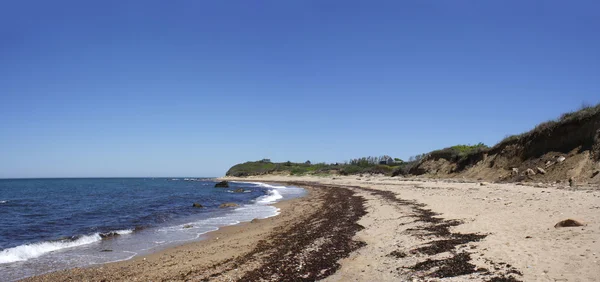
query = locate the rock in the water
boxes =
[214,181,229,188]
[554,219,586,228]
[183,224,193,229]
[219,202,239,208]
[525,168,536,176]
[232,188,245,193]
[192,203,204,208]
[100,232,120,239]
[557,156,566,163]
[536,167,547,175]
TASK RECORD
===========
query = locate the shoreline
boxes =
[20,176,600,281]
[21,183,328,282]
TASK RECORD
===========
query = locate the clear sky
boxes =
[1,1,599,178]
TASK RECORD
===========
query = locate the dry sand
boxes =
[227,175,600,282]
[23,175,600,281]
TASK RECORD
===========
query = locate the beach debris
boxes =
[536,167,547,175]
[219,202,239,208]
[192,203,204,208]
[408,252,482,278]
[557,156,566,163]
[388,250,407,258]
[479,182,489,186]
[554,219,586,228]
[214,181,230,188]
[525,168,536,176]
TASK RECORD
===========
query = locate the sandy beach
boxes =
[23,176,599,281]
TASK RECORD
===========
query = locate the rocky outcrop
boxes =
[219,203,239,208]
[408,105,600,183]
[192,203,204,208]
[215,181,229,188]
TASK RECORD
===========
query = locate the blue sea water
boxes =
[0,178,305,281]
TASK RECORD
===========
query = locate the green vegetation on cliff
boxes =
[226,156,408,177]
[424,143,489,162]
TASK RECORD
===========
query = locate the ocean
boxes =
[0,178,305,281]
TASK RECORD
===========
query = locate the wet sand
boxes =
[22,183,366,282]
[23,176,600,281]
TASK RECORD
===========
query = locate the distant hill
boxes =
[226,103,600,185]
[225,157,409,177]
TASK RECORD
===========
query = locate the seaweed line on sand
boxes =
[346,185,523,281]
[194,182,367,282]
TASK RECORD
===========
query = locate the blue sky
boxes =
[1,1,599,178]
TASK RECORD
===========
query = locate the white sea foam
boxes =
[231,181,288,189]
[251,182,288,189]
[0,201,6,204]
[255,189,283,204]
[0,234,102,264]
[115,229,133,235]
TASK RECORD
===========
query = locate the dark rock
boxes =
[219,202,239,208]
[214,181,229,188]
[183,224,193,229]
[100,249,113,252]
[232,188,245,193]
[554,219,586,228]
[192,203,204,208]
[99,232,120,239]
